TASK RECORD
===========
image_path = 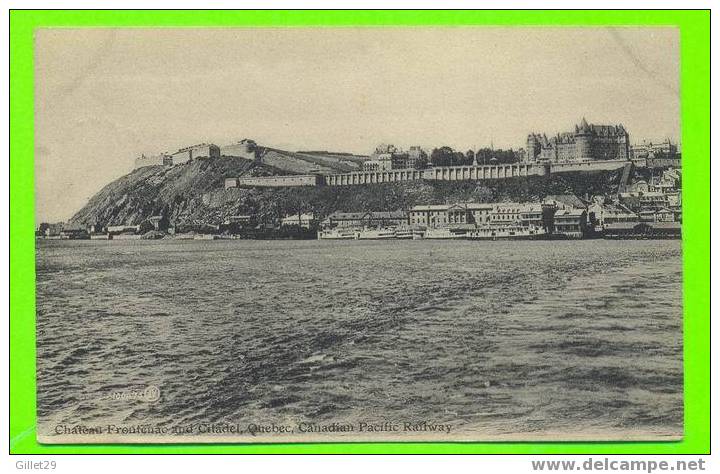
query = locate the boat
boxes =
[193,234,219,240]
[394,227,415,239]
[466,225,546,240]
[317,228,358,240]
[355,228,397,240]
[422,227,469,240]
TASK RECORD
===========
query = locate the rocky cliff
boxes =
[70,156,623,228]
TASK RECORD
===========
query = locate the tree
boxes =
[414,151,429,170]
[430,146,455,167]
[466,149,476,164]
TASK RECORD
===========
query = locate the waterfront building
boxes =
[408,204,493,227]
[224,215,254,225]
[321,212,371,229]
[654,207,675,223]
[490,203,544,228]
[639,207,675,223]
[408,202,542,229]
[369,211,408,227]
[106,224,141,235]
[525,118,629,163]
[281,213,316,229]
[218,215,256,233]
[321,210,409,229]
[466,203,495,225]
[618,191,669,215]
[41,222,65,237]
[409,204,469,227]
[552,209,588,238]
[58,223,89,239]
[587,203,638,228]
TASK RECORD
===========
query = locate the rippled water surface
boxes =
[36,239,683,441]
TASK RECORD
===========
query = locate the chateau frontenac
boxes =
[525,118,629,163]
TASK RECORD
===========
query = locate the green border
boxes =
[10,10,710,455]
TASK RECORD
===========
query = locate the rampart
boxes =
[225,175,324,189]
[549,159,628,173]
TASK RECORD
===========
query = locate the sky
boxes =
[34,27,680,222]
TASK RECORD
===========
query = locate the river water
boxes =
[36,239,683,442]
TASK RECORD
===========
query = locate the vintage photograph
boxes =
[34,27,683,443]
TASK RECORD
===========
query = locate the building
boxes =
[408,202,542,228]
[134,153,173,169]
[649,171,679,193]
[588,203,638,228]
[553,209,588,238]
[321,212,371,229]
[627,180,650,193]
[363,145,398,171]
[171,143,220,164]
[639,207,675,223]
[526,118,629,163]
[466,203,495,225]
[321,211,407,229]
[106,224,141,234]
[281,213,316,229]
[362,153,394,171]
[409,204,492,227]
[543,194,586,210]
[665,191,682,212]
[409,204,463,227]
[361,144,425,171]
[630,139,678,159]
[605,222,680,239]
[368,211,408,227]
[618,191,669,215]
[220,139,259,161]
[59,223,89,239]
[638,192,669,209]
[406,146,426,169]
[630,139,680,169]
[40,222,65,237]
[217,215,256,233]
[646,155,681,169]
[490,203,544,228]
